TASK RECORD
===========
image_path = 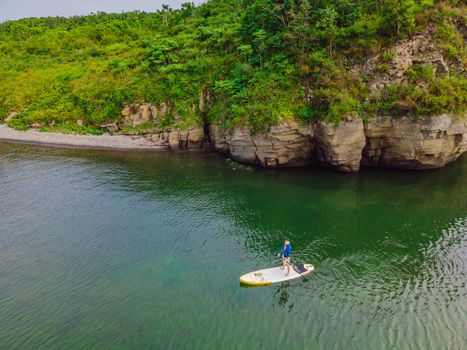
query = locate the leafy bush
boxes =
[374,68,466,117]
[382,49,396,62]
[0,0,464,133]
[375,63,390,73]
[7,117,29,131]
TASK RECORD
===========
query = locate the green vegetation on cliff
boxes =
[0,0,465,132]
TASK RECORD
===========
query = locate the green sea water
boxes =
[0,143,466,349]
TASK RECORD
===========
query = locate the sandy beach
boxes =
[0,124,167,151]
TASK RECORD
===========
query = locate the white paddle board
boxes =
[240,263,314,285]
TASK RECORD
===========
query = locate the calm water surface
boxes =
[0,143,466,349]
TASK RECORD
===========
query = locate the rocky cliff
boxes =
[210,122,313,167]
[111,100,466,172]
[71,27,467,171]
[357,27,454,91]
[98,102,207,151]
[363,115,467,169]
[313,118,366,172]
[208,115,466,172]
[142,127,205,151]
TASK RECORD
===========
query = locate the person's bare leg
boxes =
[285,259,290,276]
[280,258,285,269]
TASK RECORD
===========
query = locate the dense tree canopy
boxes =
[0,0,465,133]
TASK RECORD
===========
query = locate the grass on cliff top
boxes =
[0,0,465,134]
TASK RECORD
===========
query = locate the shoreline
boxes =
[0,124,167,151]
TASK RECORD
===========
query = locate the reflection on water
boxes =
[0,144,466,349]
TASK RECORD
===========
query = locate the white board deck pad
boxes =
[240,264,314,285]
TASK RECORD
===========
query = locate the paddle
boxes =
[278,254,307,279]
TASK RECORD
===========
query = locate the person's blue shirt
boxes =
[279,244,292,258]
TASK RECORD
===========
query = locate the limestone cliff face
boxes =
[363,115,467,169]
[123,126,205,151]
[121,103,156,126]
[105,102,206,151]
[115,102,466,172]
[209,115,466,172]
[210,122,313,167]
[210,119,367,171]
[313,118,366,172]
[355,27,454,91]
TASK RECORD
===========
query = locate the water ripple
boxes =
[0,144,466,350]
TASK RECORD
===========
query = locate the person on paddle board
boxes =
[277,238,292,276]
